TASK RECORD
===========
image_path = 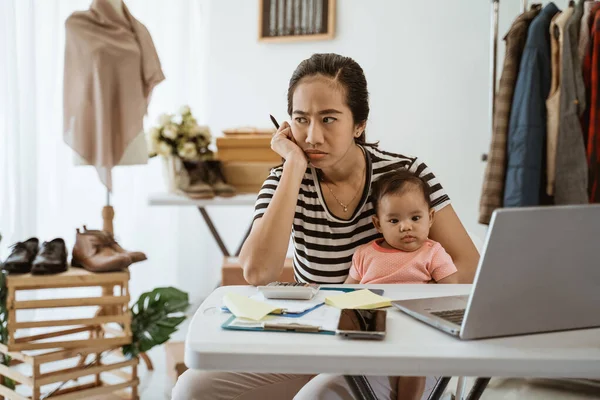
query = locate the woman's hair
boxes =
[287,53,372,144]
[371,170,432,214]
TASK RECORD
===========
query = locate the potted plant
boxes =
[147,106,214,192]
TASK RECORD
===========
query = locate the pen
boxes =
[270,114,280,130]
[263,323,320,333]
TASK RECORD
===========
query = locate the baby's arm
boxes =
[345,248,364,284]
[437,272,459,284]
[429,243,459,284]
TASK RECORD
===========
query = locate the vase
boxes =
[162,156,185,193]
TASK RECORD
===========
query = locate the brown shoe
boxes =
[191,160,236,197]
[72,228,132,272]
[181,161,215,199]
[82,226,147,263]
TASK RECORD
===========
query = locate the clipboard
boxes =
[221,315,336,335]
[221,301,343,335]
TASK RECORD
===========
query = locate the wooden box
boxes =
[216,136,280,162]
[5,269,132,352]
[221,257,295,286]
[222,127,275,136]
[221,161,278,193]
[0,343,139,400]
[164,341,186,386]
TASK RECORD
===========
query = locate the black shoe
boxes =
[2,238,39,274]
[31,238,68,275]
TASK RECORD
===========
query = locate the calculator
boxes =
[258,282,320,300]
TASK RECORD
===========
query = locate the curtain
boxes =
[0,0,214,332]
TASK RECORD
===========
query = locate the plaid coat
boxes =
[479,6,541,224]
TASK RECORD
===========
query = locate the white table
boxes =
[185,284,600,399]
[148,192,257,257]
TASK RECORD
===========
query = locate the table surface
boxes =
[185,284,600,378]
[148,192,257,207]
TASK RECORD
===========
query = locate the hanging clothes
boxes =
[586,6,600,202]
[504,3,559,207]
[554,0,589,204]
[63,0,165,191]
[546,8,572,198]
[581,4,600,155]
[479,6,542,224]
[578,1,597,62]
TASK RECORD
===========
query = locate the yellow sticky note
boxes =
[223,293,282,321]
[325,289,392,310]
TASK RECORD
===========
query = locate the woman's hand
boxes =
[271,121,306,165]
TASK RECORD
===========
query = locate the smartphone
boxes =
[336,308,387,340]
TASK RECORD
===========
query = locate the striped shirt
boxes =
[253,145,451,284]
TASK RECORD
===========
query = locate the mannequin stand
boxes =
[103,189,115,234]
[97,190,154,371]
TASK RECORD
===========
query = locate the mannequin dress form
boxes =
[63,0,164,234]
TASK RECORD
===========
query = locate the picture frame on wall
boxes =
[258,0,336,43]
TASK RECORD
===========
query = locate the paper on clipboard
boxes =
[223,292,282,321]
[226,304,342,332]
[250,290,345,314]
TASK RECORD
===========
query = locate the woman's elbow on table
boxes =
[242,258,278,286]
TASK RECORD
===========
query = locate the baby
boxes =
[345,169,458,400]
[345,169,458,285]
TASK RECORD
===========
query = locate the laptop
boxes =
[392,205,600,340]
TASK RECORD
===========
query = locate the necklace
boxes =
[322,163,366,213]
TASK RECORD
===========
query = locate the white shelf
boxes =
[148,192,257,207]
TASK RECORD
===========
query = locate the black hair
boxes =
[287,53,373,145]
[370,169,432,214]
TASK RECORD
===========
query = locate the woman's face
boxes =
[290,75,364,168]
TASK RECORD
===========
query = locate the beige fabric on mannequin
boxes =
[63,0,165,190]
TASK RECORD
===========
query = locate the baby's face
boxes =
[373,189,433,252]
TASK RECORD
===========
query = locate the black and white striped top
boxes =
[253,145,451,283]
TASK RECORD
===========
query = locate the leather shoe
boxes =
[2,238,39,274]
[205,160,236,197]
[72,229,132,272]
[180,161,214,199]
[82,226,147,264]
[32,238,68,275]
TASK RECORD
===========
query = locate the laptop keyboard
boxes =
[431,309,465,325]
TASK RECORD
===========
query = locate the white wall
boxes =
[1,1,566,310]
[200,0,518,241]
[180,1,572,300]
[189,0,519,281]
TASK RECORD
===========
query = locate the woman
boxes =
[172,53,479,400]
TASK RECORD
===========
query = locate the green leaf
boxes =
[0,273,14,390]
[123,287,190,358]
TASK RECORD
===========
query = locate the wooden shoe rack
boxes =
[0,268,138,399]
